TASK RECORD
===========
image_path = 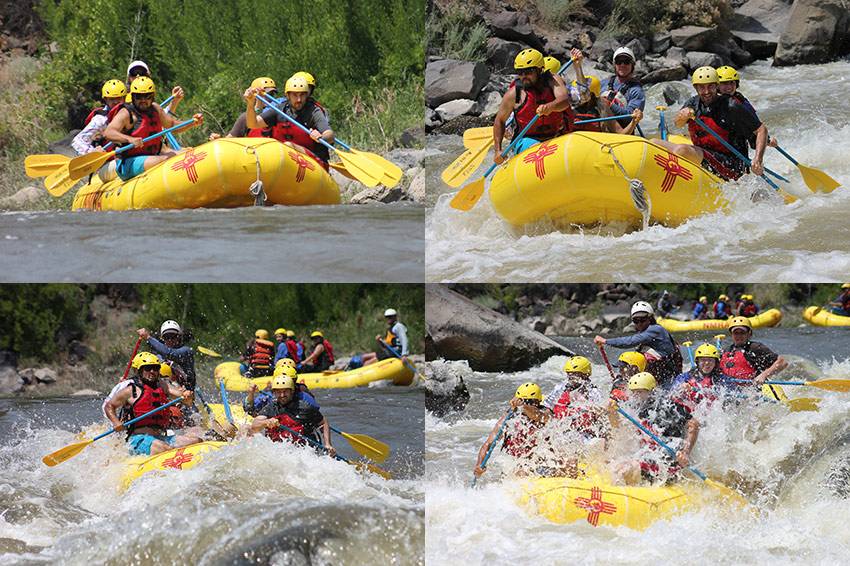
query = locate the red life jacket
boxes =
[501,417,541,458]
[687,100,734,155]
[84,105,109,127]
[721,345,758,381]
[679,371,718,409]
[320,339,335,364]
[741,303,757,317]
[552,390,601,437]
[510,76,565,140]
[572,99,602,132]
[247,127,273,138]
[127,379,170,431]
[285,338,300,361]
[265,412,307,444]
[108,102,163,158]
[250,339,275,369]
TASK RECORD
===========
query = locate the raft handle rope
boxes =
[600,141,651,229]
[245,146,266,206]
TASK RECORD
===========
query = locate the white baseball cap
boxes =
[613,47,636,64]
[127,60,150,76]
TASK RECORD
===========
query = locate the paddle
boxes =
[573,114,638,125]
[713,334,725,350]
[277,423,392,479]
[689,116,781,190]
[615,406,747,506]
[195,389,237,439]
[25,154,70,178]
[682,341,695,366]
[463,126,493,149]
[728,378,850,392]
[378,338,419,380]
[449,111,543,212]
[773,145,840,193]
[42,396,184,466]
[329,425,390,463]
[68,118,198,181]
[334,138,403,188]
[444,58,575,188]
[220,380,234,424]
[197,346,222,358]
[471,410,514,487]
[657,105,668,141]
[122,338,142,382]
[255,93,383,188]
[599,345,616,380]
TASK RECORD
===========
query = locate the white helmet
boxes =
[160,320,182,336]
[384,308,398,317]
[630,301,654,317]
[613,47,636,64]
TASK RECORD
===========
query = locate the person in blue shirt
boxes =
[692,296,709,320]
[360,308,410,366]
[829,283,850,316]
[603,46,646,131]
[137,320,196,390]
[273,327,290,365]
[594,301,683,387]
[244,364,318,416]
[712,294,731,319]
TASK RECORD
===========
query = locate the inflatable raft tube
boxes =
[802,306,850,327]
[72,137,339,210]
[658,308,782,332]
[121,440,227,490]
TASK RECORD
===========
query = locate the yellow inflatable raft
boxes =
[518,474,703,530]
[802,306,850,327]
[488,131,792,228]
[72,137,340,210]
[214,357,415,392]
[121,440,227,490]
[658,308,782,332]
[207,403,251,424]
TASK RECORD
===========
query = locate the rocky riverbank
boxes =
[426,0,850,133]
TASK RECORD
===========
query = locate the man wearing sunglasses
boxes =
[603,47,645,130]
[594,301,683,387]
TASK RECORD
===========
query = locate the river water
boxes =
[426,327,850,564]
[425,59,850,282]
[0,203,424,282]
[0,384,423,565]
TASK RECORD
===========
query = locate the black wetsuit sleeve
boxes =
[727,98,761,137]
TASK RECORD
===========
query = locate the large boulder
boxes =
[425,59,490,108]
[0,366,24,395]
[484,11,544,50]
[434,99,479,122]
[774,0,850,66]
[670,26,720,51]
[685,51,724,70]
[486,37,524,74]
[423,360,471,416]
[425,286,573,372]
[642,64,688,84]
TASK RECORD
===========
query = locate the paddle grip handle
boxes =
[691,116,779,190]
[96,396,184,441]
[256,94,335,154]
[220,380,234,423]
[114,118,195,156]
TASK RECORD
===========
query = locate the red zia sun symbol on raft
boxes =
[574,486,617,527]
[160,449,194,470]
[170,148,208,184]
[288,151,315,183]
[522,141,558,180]
[653,152,693,192]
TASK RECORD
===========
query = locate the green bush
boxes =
[600,0,731,38]
[537,0,593,29]
[426,2,489,61]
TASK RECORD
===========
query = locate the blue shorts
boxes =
[116,155,150,181]
[128,433,176,455]
[513,137,540,154]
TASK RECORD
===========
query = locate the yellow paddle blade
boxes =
[798,163,840,194]
[329,161,358,181]
[43,165,79,197]
[441,139,492,188]
[25,154,71,178]
[449,177,485,211]
[334,150,383,187]
[463,126,493,149]
[703,477,748,508]
[341,432,390,463]
[354,150,403,188]
[68,150,113,181]
[197,346,222,358]
[806,378,850,392]
[351,460,392,480]
[42,438,93,466]
[786,397,821,412]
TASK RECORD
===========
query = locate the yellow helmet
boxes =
[271,375,296,390]
[130,76,156,95]
[618,351,647,372]
[286,330,296,338]
[563,355,592,376]
[275,357,297,369]
[543,56,561,75]
[699,296,707,302]
[514,48,544,70]
[842,283,850,289]
[728,316,752,332]
[274,328,287,337]
[628,371,657,391]
[132,351,160,370]
[694,343,720,360]
[293,71,316,87]
[273,364,298,378]
[250,76,276,90]
[719,294,729,301]
[102,79,127,99]
[515,382,543,401]
[159,363,173,378]
[691,66,718,85]
[716,66,739,83]
[285,75,310,93]
[572,76,601,98]
[255,329,270,340]
[311,331,324,339]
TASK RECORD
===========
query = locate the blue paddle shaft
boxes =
[113,118,195,156]
[277,423,348,464]
[574,115,634,125]
[378,339,417,376]
[690,116,779,190]
[256,93,335,154]
[480,411,514,470]
[220,380,233,423]
[774,145,799,166]
[685,345,695,366]
[729,378,805,387]
[96,396,183,441]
